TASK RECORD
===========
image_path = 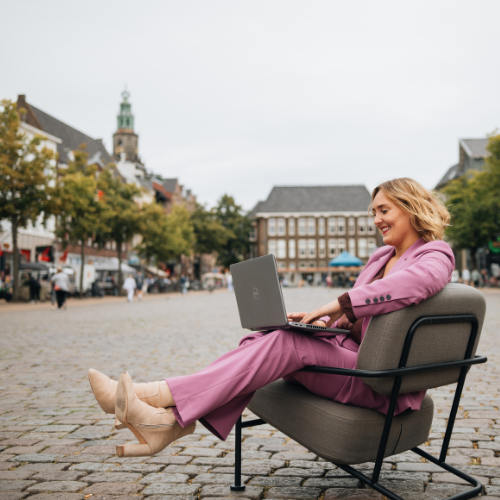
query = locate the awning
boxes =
[146,266,167,277]
[329,251,363,267]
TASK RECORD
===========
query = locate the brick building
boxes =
[249,185,383,284]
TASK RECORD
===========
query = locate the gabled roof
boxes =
[251,185,371,215]
[435,163,461,190]
[163,178,179,193]
[17,96,113,166]
[460,139,490,159]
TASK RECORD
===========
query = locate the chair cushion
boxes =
[248,380,434,465]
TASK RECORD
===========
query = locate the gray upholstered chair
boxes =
[230,283,487,500]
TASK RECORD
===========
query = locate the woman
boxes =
[51,267,69,310]
[89,178,454,458]
[122,274,136,302]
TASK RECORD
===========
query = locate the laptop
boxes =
[230,254,350,334]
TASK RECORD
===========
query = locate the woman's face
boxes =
[372,189,418,248]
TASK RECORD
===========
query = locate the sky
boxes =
[2,1,500,210]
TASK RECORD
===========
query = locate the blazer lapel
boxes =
[385,238,425,277]
[355,248,394,287]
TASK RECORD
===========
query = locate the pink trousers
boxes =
[167,329,424,441]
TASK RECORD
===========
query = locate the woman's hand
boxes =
[300,299,344,327]
[287,312,326,328]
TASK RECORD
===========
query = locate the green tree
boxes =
[0,100,55,301]
[136,203,194,264]
[444,134,500,268]
[191,203,231,255]
[97,166,142,290]
[54,146,108,297]
[213,194,252,268]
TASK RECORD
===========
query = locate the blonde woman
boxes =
[89,178,454,457]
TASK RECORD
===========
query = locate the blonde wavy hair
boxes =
[370,178,450,242]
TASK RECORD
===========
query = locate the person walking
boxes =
[180,275,188,295]
[135,271,145,301]
[123,274,136,302]
[451,268,459,283]
[88,178,455,458]
[27,275,41,303]
[51,268,69,311]
[471,268,481,288]
[462,267,470,285]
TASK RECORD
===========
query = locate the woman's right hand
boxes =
[287,312,326,327]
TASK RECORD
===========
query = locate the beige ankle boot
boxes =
[115,371,195,457]
[88,369,174,429]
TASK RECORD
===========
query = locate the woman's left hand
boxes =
[301,299,344,327]
[287,312,327,328]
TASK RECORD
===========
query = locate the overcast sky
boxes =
[2,1,499,210]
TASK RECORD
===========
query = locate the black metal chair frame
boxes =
[231,314,487,500]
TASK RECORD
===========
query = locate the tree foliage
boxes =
[213,194,252,268]
[444,134,500,266]
[191,203,231,255]
[0,100,55,300]
[136,203,194,264]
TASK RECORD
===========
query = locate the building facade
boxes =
[249,186,382,284]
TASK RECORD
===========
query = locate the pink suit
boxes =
[167,238,455,440]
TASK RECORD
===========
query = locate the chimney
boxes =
[96,138,103,144]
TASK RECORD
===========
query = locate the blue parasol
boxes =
[329,251,363,267]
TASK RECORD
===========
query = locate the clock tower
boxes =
[113,89,140,162]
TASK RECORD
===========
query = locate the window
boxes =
[358,217,367,235]
[298,239,307,258]
[268,218,276,236]
[288,239,296,259]
[319,261,326,268]
[328,217,337,235]
[277,239,287,258]
[309,261,316,268]
[328,239,336,257]
[368,218,376,234]
[348,238,356,255]
[289,261,296,269]
[358,238,367,258]
[338,217,345,235]
[278,218,286,236]
[299,261,308,270]
[308,239,316,258]
[348,217,356,235]
[318,218,325,236]
[288,218,296,236]
[268,240,276,255]
[318,239,326,258]
[298,218,306,235]
[338,239,346,253]
[249,226,256,240]
[308,218,316,236]
[277,261,287,270]
[368,238,377,255]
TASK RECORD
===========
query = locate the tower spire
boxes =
[113,89,140,163]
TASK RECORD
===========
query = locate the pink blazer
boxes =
[323,238,455,348]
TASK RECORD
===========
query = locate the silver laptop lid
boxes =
[230,254,288,330]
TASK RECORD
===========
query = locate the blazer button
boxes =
[380,296,384,302]
[386,295,391,300]
[373,298,378,303]
[365,299,371,304]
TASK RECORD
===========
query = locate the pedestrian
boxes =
[180,275,187,294]
[326,275,332,288]
[123,274,136,302]
[462,267,470,286]
[226,271,233,292]
[451,268,459,283]
[135,271,145,301]
[51,267,69,311]
[27,275,41,303]
[88,177,454,458]
[471,269,481,288]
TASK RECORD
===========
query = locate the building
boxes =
[249,185,382,284]
[435,139,489,190]
[435,137,497,272]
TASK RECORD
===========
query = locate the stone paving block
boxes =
[395,462,443,472]
[141,482,202,496]
[69,462,116,472]
[226,450,270,460]
[83,482,145,495]
[248,475,302,487]
[200,484,263,499]
[241,458,285,469]
[69,427,113,439]
[89,496,145,500]
[83,471,143,483]
[288,460,336,469]
[304,477,361,489]
[425,482,471,496]
[0,438,42,446]
[34,424,79,433]
[80,444,117,454]
[9,453,61,463]
[31,470,88,481]
[214,442,260,451]
[179,447,223,457]
[243,437,285,446]
[486,486,500,496]
[106,456,149,464]
[211,466,272,476]
[260,444,308,452]
[324,488,384,499]
[24,495,83,500]
[0,470,36,480]
[265,486,322,498]
[146,496,196,500]
[193,457,235,467]
[274,467,324,477]
[58,454,113,462]
[164,464,211,476]
[40,445,81,454]
[17,462,69,472]
[139,472,190,484]
[0,480,36,491]
[1,444,46,454]
[148,455,193,465]
[113,463,165,473]
[194,473,249,485]
[0,493,29,500]
[271,451,318,461]
[26,480,88,493]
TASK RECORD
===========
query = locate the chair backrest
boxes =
[357,283,486,396]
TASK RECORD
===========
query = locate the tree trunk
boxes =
[79,242,85,298]
[11,217,20,301]
[470,247,477,270]
[117,241,123,292]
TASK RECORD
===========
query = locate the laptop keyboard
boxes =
[292,322,327,330]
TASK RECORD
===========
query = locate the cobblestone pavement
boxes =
[1,287,499,500]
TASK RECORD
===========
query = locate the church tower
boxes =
[113,89,140,162]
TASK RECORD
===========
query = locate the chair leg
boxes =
[231,415,245,491]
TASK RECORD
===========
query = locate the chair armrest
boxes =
[299,355,487,378]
